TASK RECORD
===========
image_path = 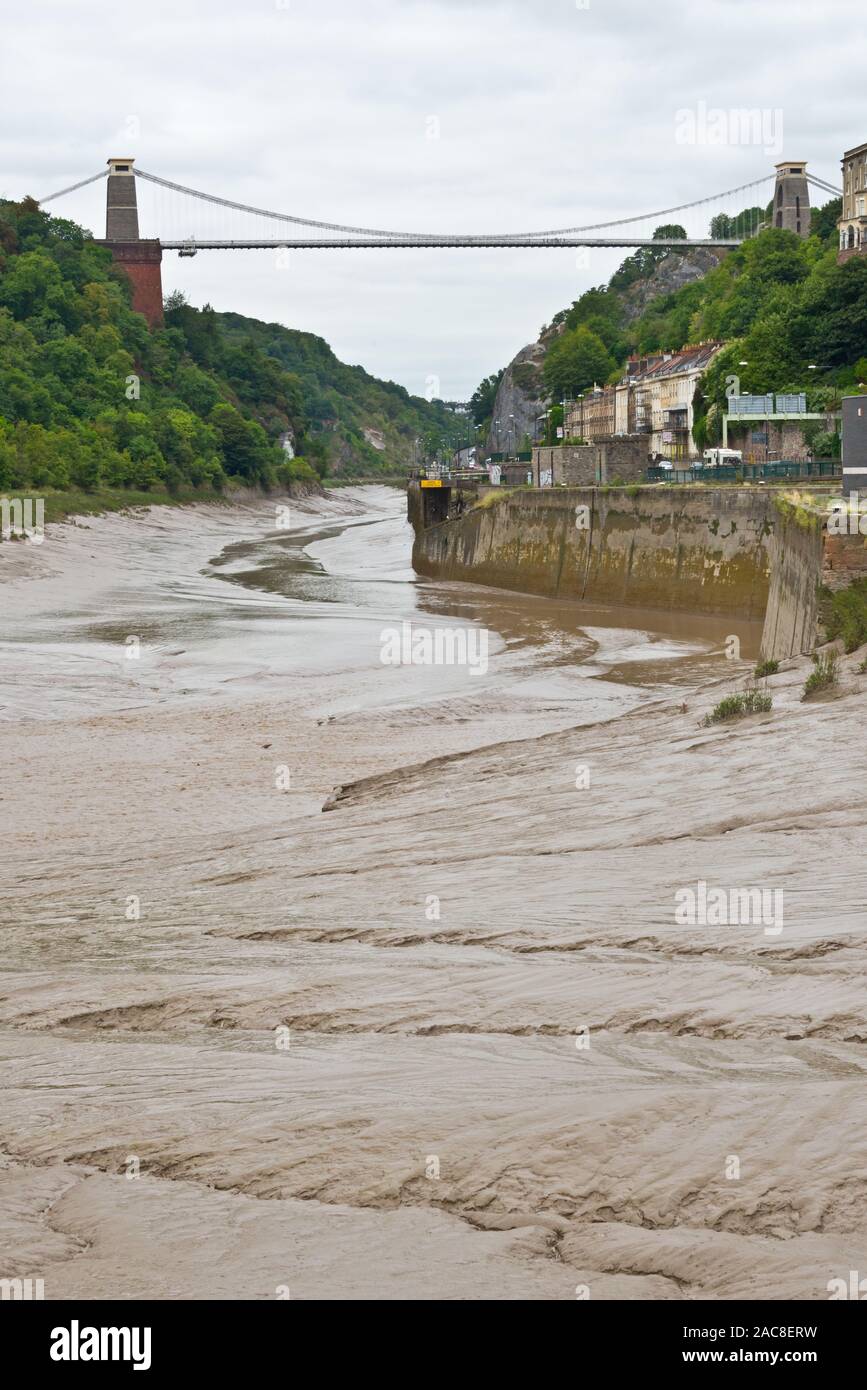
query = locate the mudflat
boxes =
[1,486,864,1300]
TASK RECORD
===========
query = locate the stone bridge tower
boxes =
[100,158,164,327]
[773,162,810,238]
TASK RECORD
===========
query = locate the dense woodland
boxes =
[0,197,464,502]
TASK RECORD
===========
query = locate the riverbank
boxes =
[0,477,326,530]
[2,487,866,1300]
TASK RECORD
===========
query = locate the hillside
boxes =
[475,197,867,451]
[214,310,464,476]
[0,197,463,516]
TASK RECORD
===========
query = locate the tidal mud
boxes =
[1,487,864,1300]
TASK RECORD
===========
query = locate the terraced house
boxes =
[565,341,724,463]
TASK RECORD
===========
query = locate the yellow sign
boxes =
[420,479,443,488]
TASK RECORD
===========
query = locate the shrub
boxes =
[754,658,779,678]
[802,651,839,698]
[703,686,773,726]
[819,578,867,653]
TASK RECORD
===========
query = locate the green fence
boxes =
[646,460,841,484]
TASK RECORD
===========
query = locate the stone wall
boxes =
[531,436,648,486]
[726,419,835,463]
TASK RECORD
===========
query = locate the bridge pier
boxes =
[97,157,164,328]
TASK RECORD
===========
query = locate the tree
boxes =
[469,370,504,426]
[542,326,615,400]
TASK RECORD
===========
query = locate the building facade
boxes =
[838,142,867,262]
[564,343,723,462]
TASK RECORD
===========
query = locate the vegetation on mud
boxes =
[703,686,773,726]
[803,650,840,698]
[819,578,867,653]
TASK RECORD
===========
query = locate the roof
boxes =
[629,342,724,384]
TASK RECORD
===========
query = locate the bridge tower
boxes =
[773,162,811,238]
[100,157,164,327]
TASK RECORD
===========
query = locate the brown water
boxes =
[1,486,864,1301]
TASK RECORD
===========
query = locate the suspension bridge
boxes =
[35,157,841,325]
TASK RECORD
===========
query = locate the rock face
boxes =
[485,342,546,455]
[483,248,727,457]
[620,248,726,324]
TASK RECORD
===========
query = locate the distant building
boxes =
[837,142,867,261]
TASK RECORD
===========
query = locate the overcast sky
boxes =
[0,0,860,400]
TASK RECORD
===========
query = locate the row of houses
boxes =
[564,341,723,461]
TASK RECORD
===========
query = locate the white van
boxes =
[702,448,743,468]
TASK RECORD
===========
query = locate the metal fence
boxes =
[646,459,841,484]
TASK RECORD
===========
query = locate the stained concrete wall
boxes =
[410,484,775,621]
[760,506,824,660]
[408,484,867,660]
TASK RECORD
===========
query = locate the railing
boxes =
[646,459,842,484]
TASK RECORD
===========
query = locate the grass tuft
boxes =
[703,686,773,726]
[802,651,839,699]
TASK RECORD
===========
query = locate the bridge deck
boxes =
[158,237,745,251]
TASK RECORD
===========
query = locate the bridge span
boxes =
[34,156,841,326]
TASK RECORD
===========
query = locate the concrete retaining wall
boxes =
[408,484,862,659]
[411,484,775,621]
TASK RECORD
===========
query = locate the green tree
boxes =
[543,326,615,400]
[469,371,504,426]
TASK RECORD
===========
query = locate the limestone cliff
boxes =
[484,341,546,455]
[619,247,727,324]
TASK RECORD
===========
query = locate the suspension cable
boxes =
[134,167,775,242]
[37,169,109,204]
[807,174,843,196]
